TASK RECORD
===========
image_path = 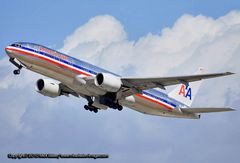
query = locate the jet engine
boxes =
[95,73,122,92]
[36,79,61,98]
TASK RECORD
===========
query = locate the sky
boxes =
[1,0,240,163]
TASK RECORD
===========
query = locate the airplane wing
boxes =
[181,107,235,113]
[120,72,234,97]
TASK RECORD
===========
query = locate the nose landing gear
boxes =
[13,69,21,75]
[9,58,23,75]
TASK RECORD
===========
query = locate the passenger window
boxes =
[68,58,73,66]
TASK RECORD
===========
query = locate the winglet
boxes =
[225,72,235,75]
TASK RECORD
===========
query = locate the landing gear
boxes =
[13,69,20,75]
[84,105,98,113]
[9,58,23,75]
[117,105,123,111]
[99,93,123,111]
[84,96,99,113]
[84,94,123,113]
[106,102,123,111]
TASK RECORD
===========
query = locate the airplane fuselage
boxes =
[5,42,200,119]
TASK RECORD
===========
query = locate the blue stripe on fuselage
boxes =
[20,45,98,75]
[143,90,177,108]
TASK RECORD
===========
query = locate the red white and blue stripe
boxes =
[6,43,178,110]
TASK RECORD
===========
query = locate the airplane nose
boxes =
[5,47,10,53]
[5,47,11,55]
[5,46,14,58]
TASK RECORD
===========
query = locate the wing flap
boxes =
[181,107,235,113]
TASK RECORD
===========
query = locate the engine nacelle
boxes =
[94,73,122,92]
[36,79,61,98]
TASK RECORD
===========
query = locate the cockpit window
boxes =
[11,43,21,48]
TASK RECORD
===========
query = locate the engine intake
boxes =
[95,73,122,92]
[36,79,61,98]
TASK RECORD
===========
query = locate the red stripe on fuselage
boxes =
[136,94,174,110]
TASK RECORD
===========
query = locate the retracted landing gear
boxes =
[9,58,23,75]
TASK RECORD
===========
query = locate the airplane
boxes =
[5,42,235,119]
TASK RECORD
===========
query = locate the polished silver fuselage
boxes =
[5,43,199,119]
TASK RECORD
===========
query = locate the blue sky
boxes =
[1,1,240,163]
[1,0,240,50]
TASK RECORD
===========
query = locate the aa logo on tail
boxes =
[178,84,192,100]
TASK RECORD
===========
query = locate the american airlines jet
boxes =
[5,42,234,119]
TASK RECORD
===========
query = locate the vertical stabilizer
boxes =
[168,67,205,107]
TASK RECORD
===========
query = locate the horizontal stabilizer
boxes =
[181,107,235,113]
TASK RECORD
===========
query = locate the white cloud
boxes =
[60,12,240,77]
[60,15,127,64]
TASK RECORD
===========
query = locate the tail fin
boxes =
[168,67,205,107]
